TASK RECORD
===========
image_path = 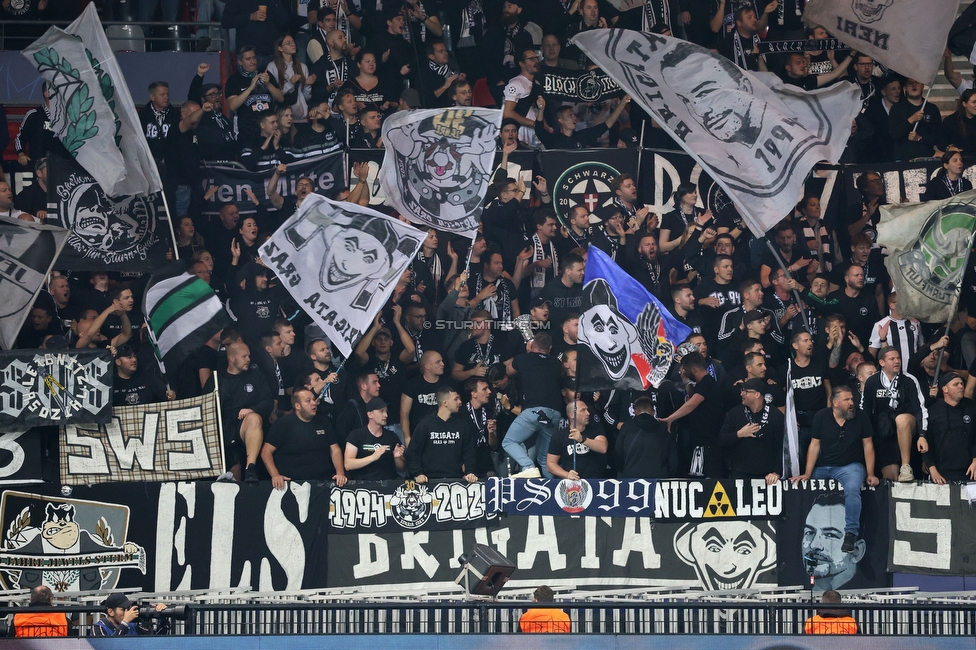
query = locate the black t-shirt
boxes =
[264,413,337,480]
[454,334,508,371]
[225,73,275,139]
[345,426,402,480]
[112,371,167,407]
[687,374,725,446]
[810,407,873,467]
[548,422,605,479]
[402,375,453,430]
[513,353,563,411]
[538,279,583,327]
[362,352,407,420]
[694,278,742,342]
[405,413,476,479]
[789,358,828,419]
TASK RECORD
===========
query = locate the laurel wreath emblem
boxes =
[32,45,99,156]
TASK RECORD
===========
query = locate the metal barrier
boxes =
[2,600,975,637]
[0,20,219,52]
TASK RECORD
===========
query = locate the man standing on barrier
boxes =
[792,386,879,554]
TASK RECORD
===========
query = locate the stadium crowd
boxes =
[8,0,976,556]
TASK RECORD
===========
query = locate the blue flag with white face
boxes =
[578,247,691,390]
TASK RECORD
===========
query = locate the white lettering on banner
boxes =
[354,535,390,579]
[209,482,238,588]
[892,484,951,570]
[264,486,307,590]
[64,425,110,475]
[688,482,704,519]
[400,531,440,577]
[612,517,660,568]
[625,480,655,513]
[518,516,567,570]
[582,516,613,569]
[165,407,211,471]
[108,412,158,470]
[490,528,511,558]
[0,431,26,478]
[331,482,487,530]
[65,407,213,476]
[154,482,197,591]
[518,480,553,512]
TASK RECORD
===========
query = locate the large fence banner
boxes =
[327,515,777,591]
[777,480,889,592]
[487,478,782,520]
[201,151,346,218]
[888,483,976,576]
[330,480,495,534]
[0,349,113,430]
[0,428,44,485]
[59,392,224,485]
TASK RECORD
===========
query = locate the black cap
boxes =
[743,310,767,325]
[102,593,134,610]
[115,343,138,358]
[365,397,387,412]
[528,297,550,310]
[740,378,767,393]
[598,205,626,223]
[939,372,963,390]
[618,128,639,147]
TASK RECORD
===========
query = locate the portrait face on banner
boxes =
[802,494,865,591]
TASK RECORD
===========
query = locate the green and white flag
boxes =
[23,4,162,197]
[143,263,229,374]
[877,190,976,324]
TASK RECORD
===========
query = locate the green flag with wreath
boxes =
[23,4,162,197]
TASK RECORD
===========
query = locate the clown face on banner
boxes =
[380,107,502,235]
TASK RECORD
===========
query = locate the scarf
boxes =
[458,0,485,48]
[467,402,489,447]
[798,218,831,272]
[744,402,771,435]
[428,59,450,78]
[239,66,256,79]
[881,372,900,411]
[643,0,670,31]
[473,274,511,320]
[732,30,761,70]
[531,233,558,290]
[472,335,495,365]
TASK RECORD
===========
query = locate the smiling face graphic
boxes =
[676,521,776,591]
[579,303,637,381]
[321,227,390,292]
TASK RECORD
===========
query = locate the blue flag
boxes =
[578,247,691,390]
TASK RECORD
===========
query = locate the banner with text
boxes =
[777,480,889,592]
[0,428,44,485]
[59,392,224,485]
[888,483,976,576]
[0,349,113,430]
[201,151,346,219]
[327,514,778,591]
[330,479,495,534]
[487,477,782,520]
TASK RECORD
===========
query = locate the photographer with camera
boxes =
[91,594,170,636]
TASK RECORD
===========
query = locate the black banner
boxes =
[0,349,113,430]
[777,480,889,592]
[46,155,170,271]
[540,148,639,229]
[329,479,495,534]
[0,481,332,593]
[888,483,976,576]
[486,478,782,520]
[0,428,44,485]
[758,39,852,54]
[327,515,777,591]
[540,68,624,103]
[200,151,346,218]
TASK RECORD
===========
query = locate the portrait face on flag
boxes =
[578,278,643,385]
[380,107,502,234]
[660,44,765,147]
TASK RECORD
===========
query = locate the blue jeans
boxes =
[501,406,560,478]
[812,463,866,535]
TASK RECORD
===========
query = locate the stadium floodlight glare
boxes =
[454,544,515,598]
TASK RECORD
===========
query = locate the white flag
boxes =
[0,218,69,351]
[379,107,502,235]
[572,30,861,238]
[259,196,425,357]
[23,4,162,197]
[804,0,959,83]
[877,190,976,324]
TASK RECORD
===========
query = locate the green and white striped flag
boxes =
[143,263,229,373]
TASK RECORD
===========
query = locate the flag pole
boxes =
[160,191,180,261]
[572,394,578,473]
[911,86,934,135]
[764,240,812,332]
[213,370,228,472]
[933,201,976,386]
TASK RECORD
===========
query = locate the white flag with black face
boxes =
[804,0,959,83]
[572,30,861,238]
[259,195,425,357]
[379,107,502,236]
